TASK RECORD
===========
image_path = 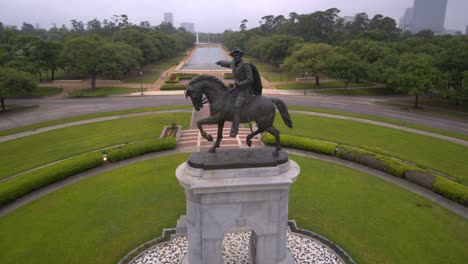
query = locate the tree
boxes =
[387,53,446,108]
[62,35,105,89]
[326,51,368,94]
[281,43,332,85]
[0,67,37,111]
[240,19,248,32]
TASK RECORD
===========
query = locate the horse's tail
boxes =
[271,98,293,128]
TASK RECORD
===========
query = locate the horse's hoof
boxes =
[208,147,216,153]
[206,135,213,141]
[246,138,252,147]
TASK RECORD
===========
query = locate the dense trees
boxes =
[221,8,466,108]
[0,15,195,89]
[0,67,37,111]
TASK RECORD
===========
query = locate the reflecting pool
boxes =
[181,47,230,70]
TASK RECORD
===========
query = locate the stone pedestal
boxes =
[175,149,300,264]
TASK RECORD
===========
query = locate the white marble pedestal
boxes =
[175,149,300,264]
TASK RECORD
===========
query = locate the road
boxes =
[2,94,468,135]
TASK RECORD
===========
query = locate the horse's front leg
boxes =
[208,120,225,153]
[197,116,218,141]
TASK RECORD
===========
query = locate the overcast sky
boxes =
[1,0,467,33]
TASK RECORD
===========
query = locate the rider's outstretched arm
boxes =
[215,60,231,68]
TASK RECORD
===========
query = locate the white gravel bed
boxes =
[131,231,343,264]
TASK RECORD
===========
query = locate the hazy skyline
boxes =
[1,0,467,33]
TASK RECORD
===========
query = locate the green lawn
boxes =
[69,87,146,97]
[0,105,192,137]
[244,57,295,82]
[125,57,182,84]
[276,81,375,90]
[315,87,399,96]
[275,113,468,184]
[288,106,468,142]
[0,154,465,264]
[0,113,191,180]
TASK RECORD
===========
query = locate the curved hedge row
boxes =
[0,137,176,206]
[263,134,468,205]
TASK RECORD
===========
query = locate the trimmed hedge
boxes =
[106,138,176,162]
[0,138,176,206]
[263,134,468,205]
[223,73,234,79]
[172,73,199,80]
[0,152,104,206]
[160,84,186,91]
[263,134,337,155]
[165,75,179,84]
[433,176,468,206]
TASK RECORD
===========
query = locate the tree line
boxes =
[221,9,468,108]
[0,15,195,110]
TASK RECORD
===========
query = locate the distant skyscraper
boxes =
[398,7,413,32]
[181,22,195,33]
[411,0,447,34]
[164,12,173,25]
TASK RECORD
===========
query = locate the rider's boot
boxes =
[230,113,239,137]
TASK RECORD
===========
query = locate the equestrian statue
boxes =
[184,47,293,156]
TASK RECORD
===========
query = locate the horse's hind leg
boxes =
[246,128,263,147]
[266,126,281,156]
[208,120,225,153]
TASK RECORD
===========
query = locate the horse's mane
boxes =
[189,74,227,88]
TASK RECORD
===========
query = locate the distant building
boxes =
[181,22,195,33]
[411,0,447,34]
[398,7,413,32]
[164,12,173,25]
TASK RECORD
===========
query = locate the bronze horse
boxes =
[185,74,293,155]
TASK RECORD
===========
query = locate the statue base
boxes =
[176,148,300,264]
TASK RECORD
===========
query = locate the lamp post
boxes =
[140,70,143,95]
[304,72,308,95]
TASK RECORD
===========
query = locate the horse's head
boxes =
[185,83,204,111]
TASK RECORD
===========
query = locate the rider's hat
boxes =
[229,47,244,56]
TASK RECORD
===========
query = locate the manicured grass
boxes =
[288,106,468,142]
[125,58,182,84]
[316,87,399,96]
[16,87,63,97]
[274,113,468,184]
[0,113,191,180]
[276,81,375,90]
[0,105,192,137]
[0,154,189,264]
[69,87,146,97]
[0,154,466,264]
[289,155,468,264]
[244,57,295,82]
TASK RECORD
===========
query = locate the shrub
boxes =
[223,73,234,79]
[0,152,104,206]
[263,134,467,205]
[263,134,337,155]
[165,75,180,84]
[106,138,176,162]
[160,85,186,91]
[433,176,468,205]
[172,73,199,80]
